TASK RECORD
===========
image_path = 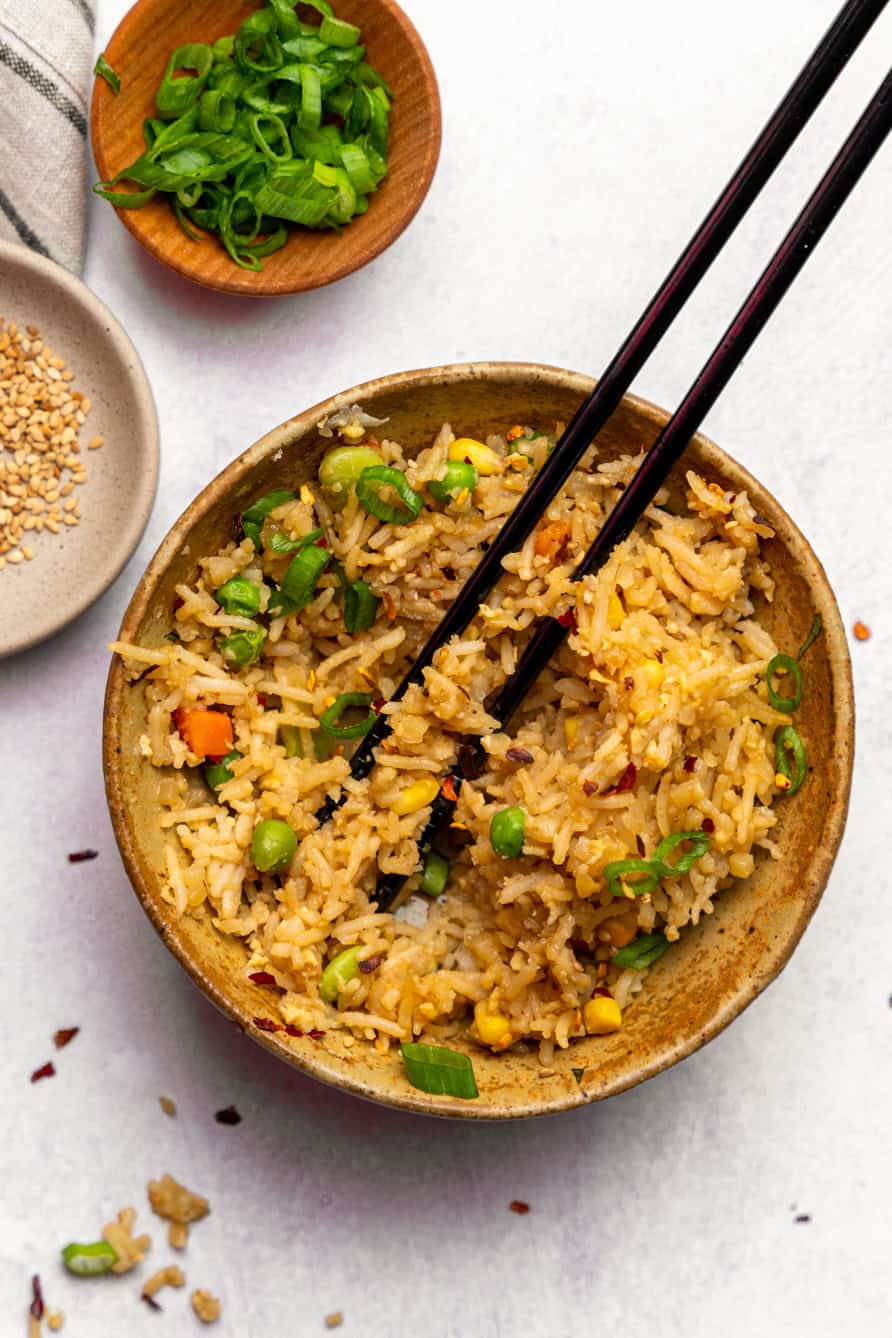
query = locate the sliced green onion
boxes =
[603,858,660,899]
[214,576,260,617]
[281,543,331,608]
[313,728,335,761]
[234,10,283,75]
[766,653,803,713]
[490,806,526,859]
[267,527,324,554]
[319,691,376,739]
[611,933,670,971]
[343,579,379,633]
[94,53,121,94]
[427,460,478,503]
[651,831,711,877]
[241,488,295,547]
[420,850,449,897]
[318,445,385,509]
[797,613,823,661]
[298,64,322,129]
[319,15,361,46]
[249,111,293,161]
[219,628,266,666]
[319,946,361,1002]
[775,725,807,796]
[356,466,423,525]
[400,1042,479,1099]
[280,724,304,758]
[198,88,236,132]
[156,44,214,119]
[204,749,241,791]
[62,1240,118,1276]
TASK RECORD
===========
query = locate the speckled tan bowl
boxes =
[103,363,854,1119]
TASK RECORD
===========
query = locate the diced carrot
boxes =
[174,708,233,761]
[534,520,571,562]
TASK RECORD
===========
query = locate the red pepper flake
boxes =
[172,595,184,612]
[142,1292,163,1311]
[506,747,534,765]
[509,1200,530,1215]
[728,494,737,504]
[248,971,276,986]
[253,1017,281,1033]
[359,954,382,974]
[593,986,613,998]
[30,1061,55,1083]
[54,1027,79,1049]
[683,755,698,773]
[635,834,645,856]
[441,774,460,804]
[557,608,577,631]
[30,1274,44,1320]
[257,693,268,707]
[315,536,329,549]
[67,849,98,863]
[623,675,634,691]
[214,1105,242,1126]
[283,1024,304,1038]
[613,762,637,794]
[853,620,871,642]
[308,1029,326,1040]
[654,649,664,663]
[582,780,598,797]
[372,697,386,713]
[702,817,715,834]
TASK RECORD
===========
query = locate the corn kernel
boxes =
[774,772,791,791]
[393,777,440,816]
[607,593,624,630]
[299,484,315,506]
[474,1000,512,1048]
[575,872,597,898]
[638,658,664,689]
[340,423,365,443]
[563,715,579,748]
[583,995,623,1035]
[507,452,529,471]
[448,437,502,475]
[728,851,754,878]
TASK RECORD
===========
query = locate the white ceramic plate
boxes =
[0,240,159,657]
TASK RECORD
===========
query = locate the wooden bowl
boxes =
[91,0,441,296]
[103,363,854,1118]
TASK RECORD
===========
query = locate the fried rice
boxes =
[111,413,791,1063]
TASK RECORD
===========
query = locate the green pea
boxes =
[489,806,526,859]
[251,818,297,873]
[215,576,260,617]
[318,445,384,511]
[427,460,478,503]
[219,628,266,666]
[420,850,449,896]
[319,945,362,1002]
[204,749,241,791]
[62,1240,118,1276]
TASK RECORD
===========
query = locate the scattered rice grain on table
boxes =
[112,416,795,1065]
[0,317,97,571]
[192,1290,222,1324]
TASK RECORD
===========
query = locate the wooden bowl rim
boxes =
[90,0,442,297]
[103,360,855,1118]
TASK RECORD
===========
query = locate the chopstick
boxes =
[316,0,886,828]
[372,61,892,911]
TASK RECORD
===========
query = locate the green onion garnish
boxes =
[204,748,241,790]
[241,488,295,547]
[427,460,478,503]
[319,691,376,739]
[766,653,803,713]
[603,858,660,899]
[219,628,266,665]
[319,945,361,1002]
[355,465,423,525]
[281,543,331,608]
[420,850,449,896]
[280,724,304,757]
[797,612,823,661]
[267,527,324,554]
[344,579,379,633]
[400,1042,479,1099]
[93,2,391,271]
[651,831,711,877]
[62,1240,118,1276]
[94,53,121,95]
[215,575,260,617]
[611,933,670,971]
[775,724,807,795]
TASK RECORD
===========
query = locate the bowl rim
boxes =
[103,360,855,1118]
[0,238,159,659]
[89,0,443,297]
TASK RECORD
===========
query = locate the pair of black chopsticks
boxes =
[316,0,892,910]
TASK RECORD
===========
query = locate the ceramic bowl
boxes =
[91,0,441,296]
[103,362,854,1118]
[0,240,159,659]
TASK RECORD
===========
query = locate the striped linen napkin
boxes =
[0,0,95,273]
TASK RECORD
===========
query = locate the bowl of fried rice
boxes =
[103,362,854,1118]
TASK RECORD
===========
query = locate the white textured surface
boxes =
[2,2,891,1334]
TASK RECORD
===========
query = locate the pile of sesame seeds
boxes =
[0,316,102,572]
